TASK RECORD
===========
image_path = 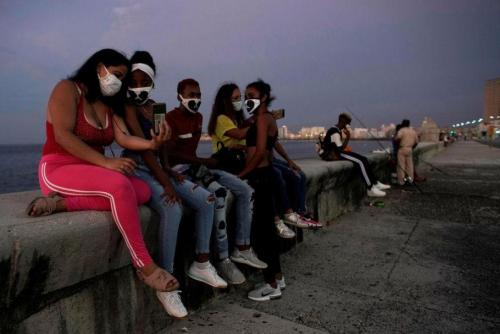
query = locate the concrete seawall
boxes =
[0,142,443,333]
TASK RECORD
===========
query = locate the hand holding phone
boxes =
[270,109,285,120]
[153,103,167,135]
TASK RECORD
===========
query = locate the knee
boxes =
[213,186,228,209]
[193,187,216,211]
[108,175,136,198]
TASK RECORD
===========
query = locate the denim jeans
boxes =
[181,167,253,259]
[135,165,214,273]
[273,158,307,215]
[210,169,253,247]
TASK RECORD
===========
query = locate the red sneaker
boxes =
[300,214,323,229]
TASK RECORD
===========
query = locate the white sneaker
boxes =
[217,258,246,285]
[275,220,296,239]
[156,290,188,318]
[283,212,310,229]
[187,261,228,288]
[230,248,268,269]
[367,187,386,197]
[276,276,286,290]
[374,181,391,190]
[248,283,282,301]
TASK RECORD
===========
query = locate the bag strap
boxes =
[217,141,226,151]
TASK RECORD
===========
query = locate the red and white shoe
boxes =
[300,215,323,229]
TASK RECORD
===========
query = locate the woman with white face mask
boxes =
[122,51,217,319]
[207,83,249,156]
[25,49,175,295]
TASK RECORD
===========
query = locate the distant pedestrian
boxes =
[321,113,391,197]
[395,119,418,185]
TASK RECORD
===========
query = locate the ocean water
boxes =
[0,140,389,194]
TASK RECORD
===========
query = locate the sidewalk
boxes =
[166,141,500,334]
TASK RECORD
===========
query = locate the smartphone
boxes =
[152,103,167,135]
[270,108,285,120]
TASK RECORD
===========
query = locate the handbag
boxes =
[211,142,246,174]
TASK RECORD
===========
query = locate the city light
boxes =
[490,116,494,119]
[478,118,483,122]
[471,120,476,124]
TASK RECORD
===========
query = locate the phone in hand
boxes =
[152,103,167,135]
[270,108,285,120]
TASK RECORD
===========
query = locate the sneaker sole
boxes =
[248,293,282,302]
[222,276,246,285]
[283,221,310,229]
[187,271,227,288]
[278,233,296,239]
[230,256,268,269]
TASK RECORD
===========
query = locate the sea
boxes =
[0,140,389,195]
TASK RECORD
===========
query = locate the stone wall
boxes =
[0,142,443,333]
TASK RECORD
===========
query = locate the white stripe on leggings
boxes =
[41,162,145,267]
[340,153,372,187]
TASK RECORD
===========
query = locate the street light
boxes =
[490,116,494,119]
[478,118,483,122]
[472,120,476,124]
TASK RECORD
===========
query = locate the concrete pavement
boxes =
[166,140,500,334]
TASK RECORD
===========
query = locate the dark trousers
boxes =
[339,151,377,187]
[247,166,282,283]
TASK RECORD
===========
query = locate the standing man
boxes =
[395,119,419,185]
[321,112,390,197]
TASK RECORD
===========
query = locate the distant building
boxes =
[420,117,440,142]
[278,125,288,139]
[484,78,500,121]
[352,128,368,139]
[298,126,325,138]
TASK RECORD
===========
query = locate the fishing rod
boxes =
[345,106,424,194]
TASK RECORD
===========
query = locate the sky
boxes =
[0,0,499,144]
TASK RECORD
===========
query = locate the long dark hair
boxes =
[208,83,244,136]
[246,79,275,106]
[68,49,130,107]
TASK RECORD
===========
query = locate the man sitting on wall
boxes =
[320,112,391,197]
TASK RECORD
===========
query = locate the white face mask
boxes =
[128,86,153,105]
[179,94,201,113]
[244,98,261,114]
[232,100,243,111]
[98,66,122,96]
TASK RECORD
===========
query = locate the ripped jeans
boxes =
[181,165,254,260]
[135,165,214,273]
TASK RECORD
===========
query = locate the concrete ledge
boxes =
[0,142,442,333]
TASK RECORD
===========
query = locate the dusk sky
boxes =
[1,0,499,144]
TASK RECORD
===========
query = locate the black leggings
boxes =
[247,166,282,283]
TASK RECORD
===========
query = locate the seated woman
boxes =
[208,83,320,240]
[237,79,287,301]
[25,49,176,295]
[122,51,214,318]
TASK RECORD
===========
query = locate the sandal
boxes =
[25,192,62,217]
[137,267,180,292]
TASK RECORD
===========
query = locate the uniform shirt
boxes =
[396,127,418,148]
[323,126,344,155]
[166,107,202,166]
[211,114,246,153]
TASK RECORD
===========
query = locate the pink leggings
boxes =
[39,153,153,268]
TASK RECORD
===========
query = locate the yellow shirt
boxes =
[211,115,246,153]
